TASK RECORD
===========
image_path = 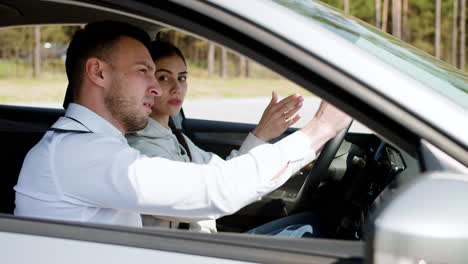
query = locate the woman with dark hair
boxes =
[126,37,306,234]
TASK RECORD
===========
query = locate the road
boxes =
[15,97,371,133]
[184,97,371,133]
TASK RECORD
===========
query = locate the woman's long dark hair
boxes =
[150,32,187,66]
[150,32,191,161]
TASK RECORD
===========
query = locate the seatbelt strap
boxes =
[48,116,92,133]
[47,127,92,133]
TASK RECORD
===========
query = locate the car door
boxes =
[0,214,363,264]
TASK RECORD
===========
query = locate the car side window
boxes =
[157,31,315,127]
[166,31,372,133]
[0,25,80,108]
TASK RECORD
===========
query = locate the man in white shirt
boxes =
[14,21,351,228]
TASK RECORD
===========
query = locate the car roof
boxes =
[0,0,162,35]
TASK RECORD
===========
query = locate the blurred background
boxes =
[0,0,466,106]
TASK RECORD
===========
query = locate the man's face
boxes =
[104,36,160,132]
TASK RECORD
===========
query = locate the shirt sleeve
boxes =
[185,132,265,165]
[226,132,265,159]
[55,131,315,219]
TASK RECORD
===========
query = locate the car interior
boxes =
[154,113,421,240]
[0,0,422,242]
[0,104,420,241]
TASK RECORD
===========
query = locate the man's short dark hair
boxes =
[63,21,151,109]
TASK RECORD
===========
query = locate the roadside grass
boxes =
[0,78,68,104]
[0,59,314,104]
[0,76,313,104]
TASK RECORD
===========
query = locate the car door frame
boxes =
[0,214,363,263]
[109,0,424,158]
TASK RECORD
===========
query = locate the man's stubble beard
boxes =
[105,79,148,132]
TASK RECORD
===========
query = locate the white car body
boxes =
[0,0,466,263]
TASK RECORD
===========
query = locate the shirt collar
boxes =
[63,103,126,142]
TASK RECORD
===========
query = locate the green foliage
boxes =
[0,2,466,81]
[41,25,77,43]
[0,60,31,78]
[320,0,374,22]
[0,59,65,79]
[0,27,32,58]
[319,0,467,68]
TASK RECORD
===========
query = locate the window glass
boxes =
[182,63,317,128]
[157,31,315,126]
[164,31,368,132]
[0,25,80,108]
[274,0,468,109]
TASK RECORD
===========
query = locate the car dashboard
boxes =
[217,132,420,240]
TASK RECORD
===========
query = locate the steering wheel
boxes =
[289,120,353,211]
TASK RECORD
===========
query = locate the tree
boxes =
[375,0,381,27]
[392,0,402,38]
[344,0,350,14]
[402,0,409,41]
[435,0,441,58]
[460,0,466,70]
[381,0,389,32]
[245,59,251,78]
[238,55,246,78]
[452,0,458,66]
[220,47,227,78]
[41,25,76,43]
[33,26,41,78]
[207,42,215,75]
[320,0,463,67]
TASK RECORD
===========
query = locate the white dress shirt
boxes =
[14,103,316,227]
[126,118,266,233]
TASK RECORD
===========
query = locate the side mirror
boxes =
[366,172,468,264]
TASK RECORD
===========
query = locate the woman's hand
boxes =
[252,91,304,142]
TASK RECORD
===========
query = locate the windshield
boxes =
[273,0,468,109]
